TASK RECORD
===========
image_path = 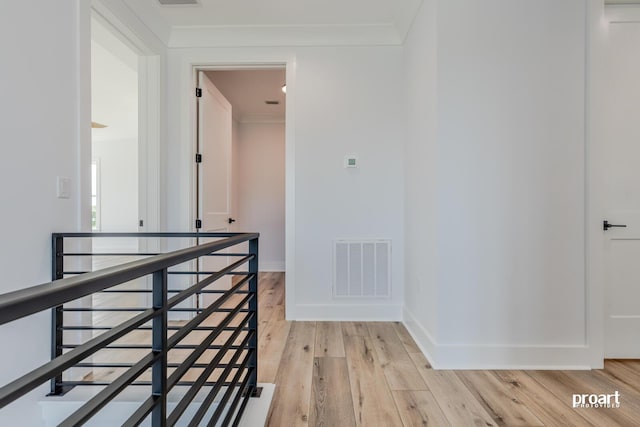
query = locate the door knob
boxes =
[603,220,627,231]
[228,218,236,224]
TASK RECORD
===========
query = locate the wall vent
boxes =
[333,240,391,298]
[158,0,200,5]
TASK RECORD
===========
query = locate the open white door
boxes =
[197,71,234,304]
[198,71,233,232]
[603,24,640,358]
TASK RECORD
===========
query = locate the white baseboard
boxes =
[259,261,285,272]
[293,303,402,321]
[402,307,593,370]
[40,384,273,427]
[402,306,438,366]
[238,383,275,427]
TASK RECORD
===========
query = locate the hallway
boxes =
[261,273,640,426]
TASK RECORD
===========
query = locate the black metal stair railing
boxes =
[0,232,259,426]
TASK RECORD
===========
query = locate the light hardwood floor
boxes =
[81,271,640,426]
[260,272,640,427]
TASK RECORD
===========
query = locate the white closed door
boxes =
[603,24,640,358]
[197,71,233,301]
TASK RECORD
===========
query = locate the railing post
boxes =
[50,234,64,395]
[248,237,259,396]
[151,269,168,426]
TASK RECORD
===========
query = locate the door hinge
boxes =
[195,219,202,229]
[195,153,202,163]
[195,88,202,98]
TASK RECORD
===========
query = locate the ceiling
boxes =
[206,69,286,123]
[121,0,423,46]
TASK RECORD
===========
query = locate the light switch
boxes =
[57,177,71,199]
[344,155,358,168]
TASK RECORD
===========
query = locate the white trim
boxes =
[137,55,162,232]
[72,0,94,362]
[239,383,275,427]
[284,60,296,321]
[76,0,92,234]
[92,0,169,51]
[91,159,102,231]
[403,307,593,370]
[38,383,275,426]
[431,347,592,371]
[605,3,640,22]
[586,0,608,370]
[90,5,164,235]
[259,262,285,272]
[183,56,296,320]
[168,24,402,48]
[292,304,402,322]
[401,307,438,367]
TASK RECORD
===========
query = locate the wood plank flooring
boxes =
[262,273,640,427]
[83,271,640,426]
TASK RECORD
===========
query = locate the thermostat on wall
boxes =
[344,155,358,168]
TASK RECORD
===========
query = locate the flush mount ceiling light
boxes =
[158,0,199,5]
[281,85,287,94]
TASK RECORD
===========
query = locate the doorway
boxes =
[89,10,161,313]
[91,16,139,253]
[194,68,287,306]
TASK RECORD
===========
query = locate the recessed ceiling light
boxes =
[158,0,199,5]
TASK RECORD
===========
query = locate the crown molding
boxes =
[93,0,170,51]
[168,23,403,48]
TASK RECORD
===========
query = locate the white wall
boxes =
[236,122,285,271]
[403,0,439,352]
[91,30,139,241]
[0,1,90,425]
[166,46,406,320]
[92,138,139,232]
[404,0,591,368]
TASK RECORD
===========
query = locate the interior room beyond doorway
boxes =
[203,69,286,273]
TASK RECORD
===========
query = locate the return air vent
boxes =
[333,240,391,298]
[158,0,199,5]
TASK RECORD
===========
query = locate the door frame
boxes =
[585,0,606,369]
[194,70,235,236]
[189,59,296,320]
[91,3,163,235]
[588,2,640,364]
[90,3,163,310]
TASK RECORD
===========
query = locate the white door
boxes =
[603,24,640,358]
[198,71,233,233]
[197,71,234,304]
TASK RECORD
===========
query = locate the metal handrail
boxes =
[0,232,260,426]
[0,233,256,325]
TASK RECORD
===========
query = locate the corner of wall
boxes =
[402,306,439,367]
